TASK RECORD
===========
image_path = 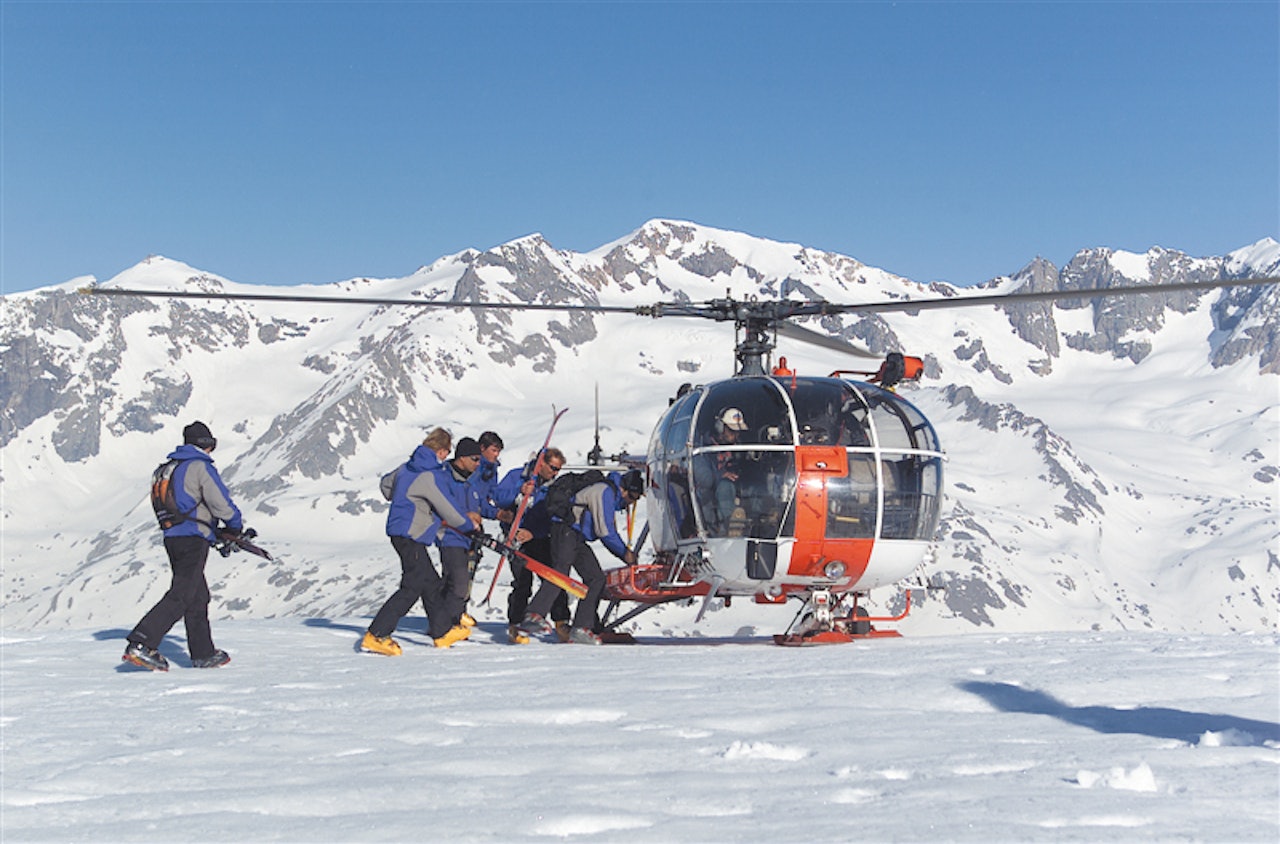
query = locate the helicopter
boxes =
[83,273,1278,644]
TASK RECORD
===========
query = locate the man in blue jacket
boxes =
[492,447,571,644]
[519,469,643,644]
[435,437,486,636]
[123,421,244,672]
[461,431,505,618]
[364,427,479,655]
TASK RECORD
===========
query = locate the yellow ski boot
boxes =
[508,624,530,645]
[460,612,477,628]
[360,631,402,656]
[434,625,471,649]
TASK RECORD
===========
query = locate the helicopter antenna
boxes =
[587,382,604,466]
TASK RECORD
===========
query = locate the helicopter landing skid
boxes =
[772,627,903,646]
[772,588,912,646]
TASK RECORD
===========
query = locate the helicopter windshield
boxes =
[660,376,942,543]
[690,379,796,538]
[781,377,873,446]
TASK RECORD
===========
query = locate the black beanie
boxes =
[455,437,482,459]
[183,421,216,449]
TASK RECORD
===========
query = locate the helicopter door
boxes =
[745,540,778,580]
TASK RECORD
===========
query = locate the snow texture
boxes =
[2,625,1277,842]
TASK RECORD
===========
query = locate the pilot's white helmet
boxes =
[718,407,748,432]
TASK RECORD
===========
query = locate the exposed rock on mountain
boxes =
[2,224,1275,636]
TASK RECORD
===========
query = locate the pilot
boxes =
[697,407,747,534]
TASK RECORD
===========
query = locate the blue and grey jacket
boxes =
[565,472,631,562]
[162,444,243,542]
[381,446,472,545]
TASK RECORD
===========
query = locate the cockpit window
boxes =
[692,449,796,539]
[779,378,872,447]
[662,391,699,456]
[862,386,940,452]
[695,378,791,447]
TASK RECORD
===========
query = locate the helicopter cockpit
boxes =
[647,375,944,551]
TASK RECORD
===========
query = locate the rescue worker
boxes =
[435,437,486,635]
[492,447,572,644]
[363,427,478,655]
[518,469,643,644]
[123,421,244,672]
[461,431,505,619]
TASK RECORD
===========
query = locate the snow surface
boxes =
[2,624,1278,842]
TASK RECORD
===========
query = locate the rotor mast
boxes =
[734,305,779,376]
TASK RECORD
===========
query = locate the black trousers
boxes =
[128,535,216,660]
[527,523,605,631]
[370,536,450,639]
[507,537,570,625]
[438,545,471,629]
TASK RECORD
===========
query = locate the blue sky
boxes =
[3,1,1276,293]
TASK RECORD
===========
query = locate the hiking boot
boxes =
[360,631,402,656]
[507,624,530,645]
[460,612,477,628]
[123,642,169,672]
[192,649,231,669]
[554,620,572,643]
[518,613,551,635]
[568,627,603,646]
[434,625,471,649]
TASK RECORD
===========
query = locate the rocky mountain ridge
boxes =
[2,221,1276,635]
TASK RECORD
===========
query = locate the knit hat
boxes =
[183,421,217,449]
[455,437,482,459]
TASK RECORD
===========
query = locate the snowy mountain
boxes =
[2,221,1277,636]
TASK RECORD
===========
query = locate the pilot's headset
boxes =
[715,407,748,437]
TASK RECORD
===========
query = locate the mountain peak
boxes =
[1228,237,1280,276]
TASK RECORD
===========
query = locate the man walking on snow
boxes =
[123,421,245,672]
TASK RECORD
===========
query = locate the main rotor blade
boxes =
[816,276,1279,316]
[777,322,882,360]
[79,275,1277,317]
[78,286,644,315]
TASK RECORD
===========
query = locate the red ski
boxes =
[473,533,587,599]
[481,406,568,605]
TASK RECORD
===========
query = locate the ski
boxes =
[215,528,273,561]
[473,533,588,600]
[481,406,568,605]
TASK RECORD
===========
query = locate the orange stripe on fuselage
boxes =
[788,445,874,587]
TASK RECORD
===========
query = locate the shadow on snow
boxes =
[959,680,1280,746]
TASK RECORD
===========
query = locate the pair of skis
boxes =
[480,407,573,605]
[215,528,273,560]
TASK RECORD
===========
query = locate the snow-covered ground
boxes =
[3,622,1277,842]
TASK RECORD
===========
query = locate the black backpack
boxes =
[150,459,191,530]
[543,469,606,522]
